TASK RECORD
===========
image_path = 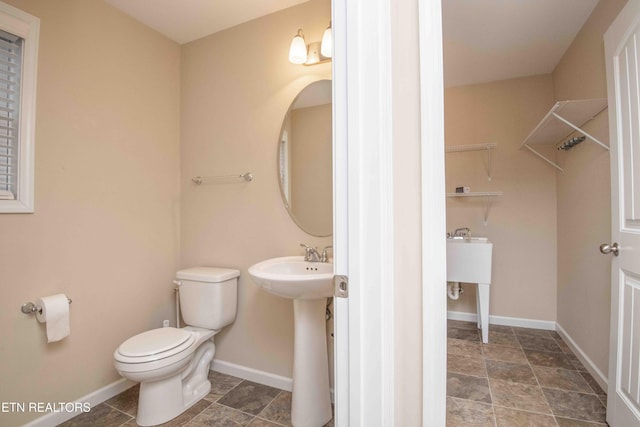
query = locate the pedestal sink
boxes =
[248,256,333,427]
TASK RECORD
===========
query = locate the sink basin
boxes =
[446,237,493,283]
[248,255,333,426]
[248,256,333,299]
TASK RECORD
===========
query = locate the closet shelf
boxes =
[520,99,608,172]
[446,192,502,198]
[446,192,502,224]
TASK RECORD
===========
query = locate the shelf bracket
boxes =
[445,143,496,181]
[485,146,493,181]
[482,197,492,226]
[522,144,564,172]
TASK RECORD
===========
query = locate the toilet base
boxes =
[135,341,215,426]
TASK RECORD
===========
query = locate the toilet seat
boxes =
[115,328,196,365]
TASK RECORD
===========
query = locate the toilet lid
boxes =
[117,328,195,359]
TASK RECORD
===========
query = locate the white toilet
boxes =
[114,267,239,426]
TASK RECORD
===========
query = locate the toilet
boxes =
[114,267,239,426]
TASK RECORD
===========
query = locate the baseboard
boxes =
[22,378,136,427]
[211,359,293,392]
[447,310,556,331]
[555,323,608,391]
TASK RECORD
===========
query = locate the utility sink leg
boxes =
[476,283,490,344]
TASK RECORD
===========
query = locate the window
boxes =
[0,2,38,213]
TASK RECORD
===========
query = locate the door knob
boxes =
[600,242,620,256]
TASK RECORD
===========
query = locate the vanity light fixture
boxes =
[321,22,332,58]
[288,22,332,66]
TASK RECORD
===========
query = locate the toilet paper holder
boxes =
[21,298,72,315]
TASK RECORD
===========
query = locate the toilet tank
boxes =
[176,267,239,330]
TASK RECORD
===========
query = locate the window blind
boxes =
[0,29,21,200]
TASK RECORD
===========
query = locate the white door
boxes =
[604,1,640,425]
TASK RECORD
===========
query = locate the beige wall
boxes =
[180,0,331,379]
[0,1,181,425]
[445,75,558,321]
[553,0,627,376]
[290,103,332,236]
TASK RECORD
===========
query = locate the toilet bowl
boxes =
[114,267,239,426]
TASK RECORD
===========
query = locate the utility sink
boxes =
[446,237,493,284]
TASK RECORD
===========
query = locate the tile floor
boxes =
[59,371,334,427]
[447,320,609,426]
[59,320,607,427]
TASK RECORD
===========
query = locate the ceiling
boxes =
[104,0,311,45]
[105,0,600,88]
[443,0,599,87]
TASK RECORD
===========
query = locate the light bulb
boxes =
[321,22,332,58]
[289,29,307,65]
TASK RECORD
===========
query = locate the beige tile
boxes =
[449,320,478,330]
[448,327,481,342]
[517,335,562,352]
[188,403,254,426]
[489,379,551,414]
[533,366,593,393]
[58,403,133,427]
[556,418,608,426]
[448,338,483,358]
[446,397,495,427]
[493,406,557,427]
[482,344,527,364]
[512,327,553,339]
[447,372,492,404]
[105,384,139,416]
[448,354,487,377]
[486,359,537,385]
[543,388,607,423]
[580,372,606,396]
[488,331,521,347]
[524,349,576,370]
[258,391,292,427]
[217,380,280,416]
[489,325,514,334]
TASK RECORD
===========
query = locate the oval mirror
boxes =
[278,80,332,237]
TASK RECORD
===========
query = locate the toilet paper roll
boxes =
[35,294,70,343]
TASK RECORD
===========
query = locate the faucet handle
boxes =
[321,245,333,262]
[300,243,316,261]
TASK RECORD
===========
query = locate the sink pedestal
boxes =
[291,298,332,427]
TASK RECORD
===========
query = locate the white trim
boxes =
[556,323,608,392]
[0,1,39,213]
[447,310,557,331]
[419,0,447,425]
[212,359,338,404]
[340,0,395,425]
[331,0,349,424]
[211,359,293,392]
[22,378,135,427]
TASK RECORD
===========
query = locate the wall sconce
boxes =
[288,22,332,66]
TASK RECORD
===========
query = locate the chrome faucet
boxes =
[448,227,471,238]
[300,243,322,262]
[321,245,332,262]
[454,227,470,237]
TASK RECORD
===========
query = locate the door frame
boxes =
[333,0,447,425]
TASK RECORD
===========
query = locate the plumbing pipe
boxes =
[447,282,463,300]
[173,280,181,328]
